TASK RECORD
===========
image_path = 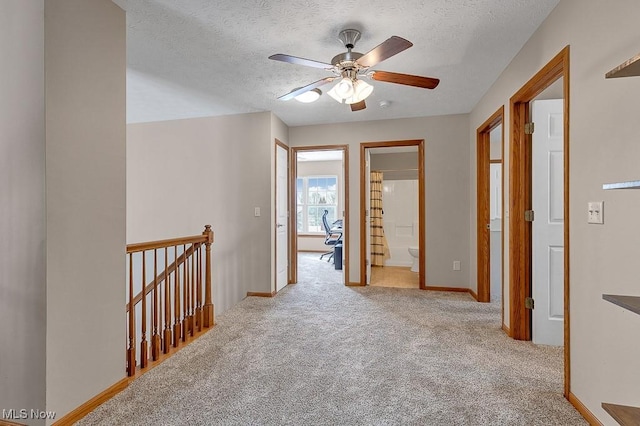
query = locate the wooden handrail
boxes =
[126,232,213,254]
[125,225,215,377]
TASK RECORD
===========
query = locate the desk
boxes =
[334,242,343,270]
[330,219,343,270]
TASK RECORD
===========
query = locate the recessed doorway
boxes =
[290,145,349,285]
[508,46,570,396]
[360,140,425,289]
[476,107,504,319]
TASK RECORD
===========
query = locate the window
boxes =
[297,176,338,233]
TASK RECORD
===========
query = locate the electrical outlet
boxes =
[453,261,461,271]
[587,201,604,224]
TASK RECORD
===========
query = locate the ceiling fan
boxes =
[269,29,440,112]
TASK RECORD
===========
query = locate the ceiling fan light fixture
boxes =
[330,77,355,100]
[294,88,322,103]
[327,83,345,103]
[348,79,374,104]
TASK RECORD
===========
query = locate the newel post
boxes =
[203,225,215,328]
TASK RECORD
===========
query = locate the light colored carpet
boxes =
[78,253,586,425]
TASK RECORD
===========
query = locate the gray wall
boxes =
[290,114,470,287]
[0,1,46,421]
[45,0,126,418]
[469,0,640,420]
[1,1,126,421]
[127,112,274,312]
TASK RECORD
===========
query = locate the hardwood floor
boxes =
[369,265,419,289]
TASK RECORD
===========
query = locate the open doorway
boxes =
[360,140,425,289]
[476,107,504,317]
[509,46,569,396]
[290,145,349,285]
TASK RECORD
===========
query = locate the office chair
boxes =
[320,209,342,262]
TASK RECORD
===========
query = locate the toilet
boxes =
[408,246,419,272]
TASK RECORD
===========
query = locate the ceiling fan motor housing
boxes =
[332,28,367,77]
[338,29,361,49]
[331,51,364,70]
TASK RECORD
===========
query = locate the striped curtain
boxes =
[370,171,390,266]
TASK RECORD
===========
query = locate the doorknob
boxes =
[276,223,284,228]
[486,224,490,230]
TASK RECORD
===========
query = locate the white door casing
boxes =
[276,144,289,292]
[532,99,564,346]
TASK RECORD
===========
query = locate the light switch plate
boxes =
[254,207,261,217]
[587,201,604,224]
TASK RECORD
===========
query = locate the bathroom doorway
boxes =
[360,140,425,289]
[290,145,349,285]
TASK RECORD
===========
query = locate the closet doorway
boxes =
[360,140,425,289]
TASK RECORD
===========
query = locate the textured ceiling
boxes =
[113,0,560,127]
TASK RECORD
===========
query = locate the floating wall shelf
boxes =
[603,294,640,316]
[601,55,640,426]
[603,181,640,190]
[606,53,640,78]
[602,403,640,426]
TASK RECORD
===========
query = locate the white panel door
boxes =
[276,145,288,292]
[532,99,564,346]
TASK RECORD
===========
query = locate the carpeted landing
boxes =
[78,253,586,425]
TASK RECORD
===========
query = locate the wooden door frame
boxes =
[476,107,504,308]
[509,46,570,397]
[359,140,425,289]
[274,139,290,292]
[289,145,349,285]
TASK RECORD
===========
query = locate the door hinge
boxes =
[525,297,535,310]
[524,122,535,135]
[365,259,370,266]
[524,210,535,222]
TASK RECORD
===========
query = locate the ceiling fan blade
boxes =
[269,54,333,70]
[350,100,366,112]
[371,71,440,89]
[277,77,336,101]
[356,36,413,68]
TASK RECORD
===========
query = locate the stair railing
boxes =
[125,225,214,377]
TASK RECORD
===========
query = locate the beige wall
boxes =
[45,0,126,420]
[127,112,274,310]
[370,152,419,180]
[0,1,46,422]
[290,114,470,287]
[468,0,640,421]
[489,125,502,161]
